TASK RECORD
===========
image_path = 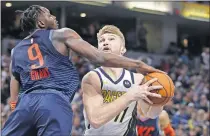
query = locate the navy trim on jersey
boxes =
[130,71,135,84]
[123,77,136,136]
[93,70,103,89]
[12,72,21,84]
[98,67,125,84]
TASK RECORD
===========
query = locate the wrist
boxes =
[10,96,18,102]
[10,101,17,111]
[124,90,136,102]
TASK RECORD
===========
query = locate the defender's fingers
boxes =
[154,69,167,74]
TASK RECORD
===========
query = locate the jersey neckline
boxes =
[98,67,125,84]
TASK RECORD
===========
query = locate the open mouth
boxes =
[103,47,110,51]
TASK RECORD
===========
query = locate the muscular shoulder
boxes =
[82,70,101,90]
[133,72,144,85]
[51,28,81,41]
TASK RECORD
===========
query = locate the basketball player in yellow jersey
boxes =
[82,25,163,136]
[136,100,175,136]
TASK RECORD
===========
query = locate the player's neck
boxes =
[101,67,123,80]
[138,113,149,121]
[137,108,148,119]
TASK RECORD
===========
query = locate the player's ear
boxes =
[37,20,45,29]
[121,47,126,55]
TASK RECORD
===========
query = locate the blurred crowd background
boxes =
[1,1,209,136]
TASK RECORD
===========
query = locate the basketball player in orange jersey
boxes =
[82,25,163,136]
[136,100,175,136]
[159,110,175,136]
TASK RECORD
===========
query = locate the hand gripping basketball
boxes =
[128,78,162,104]
[144,72,175,106]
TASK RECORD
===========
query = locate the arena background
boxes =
[1,1,209,135]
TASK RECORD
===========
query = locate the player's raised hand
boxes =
[128,78,162,104]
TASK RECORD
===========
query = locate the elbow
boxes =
[89,117,103,129]
[90,122,101,129]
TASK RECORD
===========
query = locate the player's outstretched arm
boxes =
[9,60,20,111]
[53,28,164,74]
[159,110,175,136]
[82,72,162,128]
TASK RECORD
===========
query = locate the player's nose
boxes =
[103,41,108,46]
[103,39,109,46]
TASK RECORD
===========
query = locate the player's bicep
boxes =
[66,38,102,64]
[58,28,102,63]
[82,81,103,108]
[82,72,104,117]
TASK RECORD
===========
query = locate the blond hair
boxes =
[97,25,125,46]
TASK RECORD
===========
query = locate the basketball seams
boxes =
[165,75,172,97]
[146,75,168,105]
[164,75,174,103]
[160,96,174,98]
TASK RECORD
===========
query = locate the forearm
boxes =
[10,78,19,102]
[10,77,20,111]
[64,33,151,70]
[98,51,148,69]
[91,93,133,127]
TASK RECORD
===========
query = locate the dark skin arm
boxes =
[9,60,20,110]
[51,28,164,74]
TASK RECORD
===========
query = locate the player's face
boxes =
[37,7,58,29]
[98,33,126,55]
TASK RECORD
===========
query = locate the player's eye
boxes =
[99,39,104,43]
[109,38,114,41]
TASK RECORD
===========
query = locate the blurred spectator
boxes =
[179,50,190,65]
[173,91,184,105]
[1,50,11,68]
[201,47,210,80]
[172,105,189,128]
[166,42,180,55]
[72,112,85,136]
[186,102,195,119]
[126,28,137,50]
[137,21,147,51]
[160,59,170,73]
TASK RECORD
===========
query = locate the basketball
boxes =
[143,72,175,106]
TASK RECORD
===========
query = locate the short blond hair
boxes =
[97,25,125,46]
